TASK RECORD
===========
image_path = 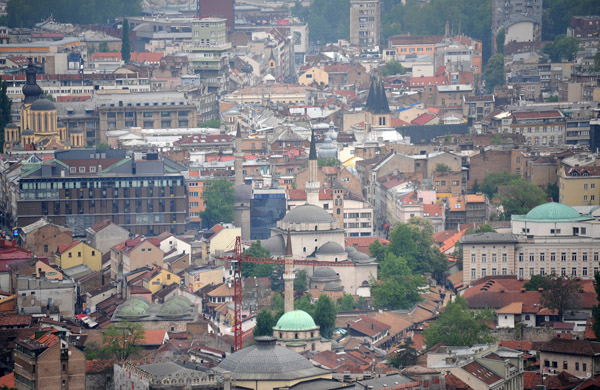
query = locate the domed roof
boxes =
[30,98,56,111]
[349,251,371,263]
[158,295,193,318]
[311,267,338,280]
[317,241,345,255]
[261,234,285,256]
[516,202,590,222]
[234,184,252,202]
[215,337,328,381]
[116,296,150,318]
[274,310,318,331]
[281,204,335,224]
[21,128,34,136]
[57,121,66,128]
[324,281,344,292]
[345,246,358,253]
[5,123,17,129]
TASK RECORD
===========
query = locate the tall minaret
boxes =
[306,128,320,205]
[234,122,244,187]
[283,229,295,313]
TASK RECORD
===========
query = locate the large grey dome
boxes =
[30,98,56,111]
[324,281,344,292]
[281,204,335,224]
[215,337,328,381]
[317,241,345,255]
[261,234,285,256]
[311,267,338,280]
[349,250,371,263]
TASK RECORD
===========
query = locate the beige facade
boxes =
[558,167,600,206]
[349,0,380,47]
[57,241,102,271]
[298,67,328,86]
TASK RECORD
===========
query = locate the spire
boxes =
[366,77,375,109]
[285,228,293,257]
[309,128,317,160]
[236,121,241,138]
[378,79,390,114]
[22,58,42,104]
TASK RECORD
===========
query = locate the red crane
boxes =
[232,236,356,351]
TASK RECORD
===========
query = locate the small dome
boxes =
[5,123,17,129]
[21,128,34,136]
[311,267,338,280]
[524,202,582,221]
[324,281,344,292]
[317,241,345,255]
[281,204,335,224]
[345,246,358,253]
[349,251,371,263]
[261,234,285,256]
[30,98,56,111]
[57,121,66,128]
[158,295,192,318]
[274,310,318,331]
[116,296,150,318]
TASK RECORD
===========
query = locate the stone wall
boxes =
[492,326,572,342]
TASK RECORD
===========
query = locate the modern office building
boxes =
[14,149,188,237]
[349,0,381,48]
[189,17,231,93]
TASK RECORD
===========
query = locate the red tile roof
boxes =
[140,329,167,346]
[0,372,14,389]
[523,371,539,389]
[391,118,411,127]
[0,314,32,327]
[461,360,502,385]
[345,237,389,248]
[541,338,600,356]
[438,229,467,253]
[411,113,436,126]
[88,219,113,233]
[347,315,390,338]
[423,203,443,217]
[324,64,351,73]
[445,373,472,390]
[57,240,80,254]
[288,188,334,201]
[512,111,562,120]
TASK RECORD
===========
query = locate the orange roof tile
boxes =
[140,329,167,346]
[57,240,80,254]
[0,372,14,388]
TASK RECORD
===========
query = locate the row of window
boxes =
[544,360,586,371]
[517,251,599,262]
[470,266,599,279]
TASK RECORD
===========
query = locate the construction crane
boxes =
[231,236,356,351]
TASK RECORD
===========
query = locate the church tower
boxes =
[283,229,295,313]
[306,128,320,206]
[365,76,391,130]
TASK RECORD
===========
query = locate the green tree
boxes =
[387,338,418,368]
[495,28,505,55]
[540,274,580,320]
[200,179,235,228]
[96,142,109,150]
[291,1,310,22]
[435,163,450,173]
[545,183,559,202]
[371,253,426,310]
[543,35,579,62]
[0,81,12,152]
[200,119,221,129]
[121,19,131,64]
[497,180,546,219]
[294,293,313,316]
[593,47,600,72]
[381,60,407,76]
[481,171,521,199]
[386,221,447,275]
[102,321,145,361]
[484,53,504,93]
[271,292,285,319]
[242,241,272,277]
[313,294,337,338]
[307,0,349,43]
[337,293,357,311]
[542,0,600,41]
[524,274,550,291]
[369,239,386,263]
[423,296,495,348]
[84,341,107,360]
[254,308,275,337]
[317,157,339,167]
[294,269,308,292]
[592,271,600,339]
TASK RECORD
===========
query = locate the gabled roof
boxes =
[140,329,168,346]
[541,338,600,356]
[57,240,82,254]
[347,315,390,338]
[112,236,160,254]
[497,302,523,314]
[460,360,502,385]
[207,283,234,298]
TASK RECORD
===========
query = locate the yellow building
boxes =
[206,224,241,257]
[141,267,181,294]
[56,241,102,271]
[298,66,328,86]
[558,166,600,206]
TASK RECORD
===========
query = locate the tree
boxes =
[337,293,357,311]
[495,28,505,55]
[0,81,12,152]
[291,1,310,22]
[121,19,131,64]
[386,221,447,275]
[371,253,426,310]
[369,239,386,263]
[481,171,521,199]
[435,163,450,173]
[200,179,235,228]
[98,42,109,53]
[545,183,559,202]
[294,293,313,316]
[313,294,337,338]
[381,60,407,76]
[84,341,107,360]
[102,321,145,361]
[271,292,285,319]
[592,271,600,339]
[387,338,418,368]
[594,47,600,72]
[317,157,339,167]
[242,241,272,277]
[540,274,580,320]
[294,269,308,292]
[524,274,549,291]
[543,35,579,62]
[497,180,546,219]
[484,53,504,93]
[200,119,221,129]
[423,296,495,348]
[254,308,275,337]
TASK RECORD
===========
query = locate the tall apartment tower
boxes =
[491,0,543,53]
[350,0,381,48]
[189,17,232,93]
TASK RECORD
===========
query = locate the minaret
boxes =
[283,229,295,313]
[234,122,244,187]
[306,128,320,205]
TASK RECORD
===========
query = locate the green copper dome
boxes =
[273,310,318,331]
[116,297,150,318]
[158,295,193,318]
[513,202,591,222]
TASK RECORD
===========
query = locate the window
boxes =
[563,361,568,370]
[519,268,524,277]
[551,252,556,262]
[583,363,587,371]
[502,253,507,263]
[44,244,48,253]
[530,268,534,277]
[502,268,507,275]
[572,267,577,276]
[481,268,487,277]
[561,267,566,276]
[492,268,497,275]
[481,254,486,263]
[529,253,534,262]
[492,253,497,263]
[519,253,523,262]
[471,269,476,279]
[540,268,545,276]
[68,252,72,258]
[583,267,588,276]
[540,253,545,262]
[561,252,566,261]
[77,252,81,257]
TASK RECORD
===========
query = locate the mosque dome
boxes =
[317,241,345,255]
[158,295,193,318]
[324,281,344,292]
[115,296,150,318]
[523,202,583,221]
[311,267,339,281]
[281,204,335,224]
[273,310,318,331]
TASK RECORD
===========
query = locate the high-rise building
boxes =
[491,0,542,53]
[189,17,231,93]
[349,0,381,48]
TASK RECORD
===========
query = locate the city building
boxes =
[539,338,600,378]
[114,361,227,390]
[350,0,381,48]
[19,219,72,260]
[14,149,188,237]
[55,241,102,271]
[13,336,85,390]
[461,202,600,284]
[189,18,231,93]
[558,166,600,206]
[85,220,130,255]
[491,0,543,53]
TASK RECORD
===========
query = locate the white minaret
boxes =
[234,122,244,187]
[306,128,320,205]
[283,229,295,313]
